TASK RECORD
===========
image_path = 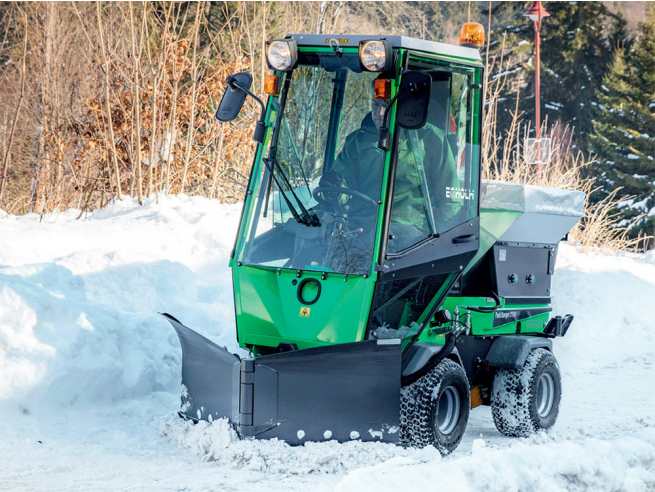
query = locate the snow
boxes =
[492,66,522,80]
[158,416,406,475]
[338,432,655,491]
[1,196,655,491]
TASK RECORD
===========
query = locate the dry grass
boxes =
[66,3,263,211]
[572,187,650,254]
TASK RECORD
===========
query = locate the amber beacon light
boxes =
[459,22,485,48]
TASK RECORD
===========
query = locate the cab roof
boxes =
[288,34,482,63]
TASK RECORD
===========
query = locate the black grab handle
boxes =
[452,234,478,244]
[297,278,322,305]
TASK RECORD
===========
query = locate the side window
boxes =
[449,71,478,224]
[387,62,479,255]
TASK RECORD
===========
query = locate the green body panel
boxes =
[417,296,551,344]
[234,265,377,350]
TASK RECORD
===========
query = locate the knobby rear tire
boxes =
[491,348,562,437]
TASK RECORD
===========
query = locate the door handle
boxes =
[452,234,478,244]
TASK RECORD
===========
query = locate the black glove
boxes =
[319,169,344,188]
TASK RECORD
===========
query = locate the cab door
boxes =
[367,55,483,338]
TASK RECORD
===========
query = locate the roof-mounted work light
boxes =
[359,40,393,72]
[265,39,298,71]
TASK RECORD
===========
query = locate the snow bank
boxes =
[1,194,655,491]
[0,195,243,406]
[337,432,655,491]
[553,246,655,373]
[158,415,416,475]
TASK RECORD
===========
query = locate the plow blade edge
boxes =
[163,313,240,423]
[163,314,401,445]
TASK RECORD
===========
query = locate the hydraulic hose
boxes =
[465,291,501,313]
[400,292,501,387]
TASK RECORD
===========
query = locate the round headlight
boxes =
[360,41,387,71]
[267,41,292,71]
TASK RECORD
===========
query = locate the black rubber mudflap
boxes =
[162,313,240,423]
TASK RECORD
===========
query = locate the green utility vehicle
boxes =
[163,32,584,454]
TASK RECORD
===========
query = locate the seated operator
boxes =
[319,78,461,255]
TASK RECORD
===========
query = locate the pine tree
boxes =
[589,8,655,238]
[487,1,626,152]
[540,2,626,147]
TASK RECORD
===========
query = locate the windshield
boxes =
[237,53,382,276]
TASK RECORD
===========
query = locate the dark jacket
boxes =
[321,113,461,233]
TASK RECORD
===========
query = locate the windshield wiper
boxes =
[263,156,319,227]
[283,113,311,193]
[262,71,319,227]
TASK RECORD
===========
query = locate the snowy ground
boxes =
[1,196,654,491]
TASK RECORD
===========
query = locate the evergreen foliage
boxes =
[488,1,626,151]
[589,7,655,238]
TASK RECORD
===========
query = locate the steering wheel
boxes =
[313,186,378,213]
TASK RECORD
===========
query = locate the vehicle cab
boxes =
[221,34,484,354]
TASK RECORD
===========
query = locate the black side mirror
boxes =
[215,72,253,123]
[377,71,432,150]
[396,71,431,129]
[216,72,267,144]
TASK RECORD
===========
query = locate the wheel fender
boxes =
[485,336,552,369]
[401,342,463,378]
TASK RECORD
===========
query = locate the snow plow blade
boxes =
[163,313,240,423]
[163,314,402,444]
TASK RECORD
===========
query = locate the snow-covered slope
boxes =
[1,197,654,491]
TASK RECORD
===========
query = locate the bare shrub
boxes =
[0,2,354,215]
[572,188,650,254]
